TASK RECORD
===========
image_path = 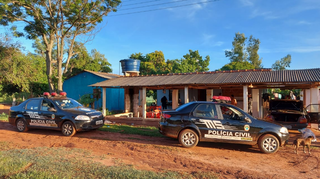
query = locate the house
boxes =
[63,70,124,111]
[91,68,320,118]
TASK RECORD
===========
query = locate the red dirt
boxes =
[1,105,320,178]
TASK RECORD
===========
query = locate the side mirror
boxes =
[244,116,251,123]
[48,107,56,112]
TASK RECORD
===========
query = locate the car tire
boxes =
[179,129,199,148]
[16,118,28,132]
[61,121,76,137]
[258,134,279,154]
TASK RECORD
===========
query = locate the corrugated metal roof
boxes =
[83,70,121,79]
[90,68,320,87]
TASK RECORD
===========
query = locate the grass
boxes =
[0,143,219,179]
[0,112,8,121]
[99,124,163,137]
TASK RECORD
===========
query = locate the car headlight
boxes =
[75,115,90,121]
[280,127,288,134]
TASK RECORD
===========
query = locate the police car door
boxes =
[38,99,59,128]
[24,99,41,126]
[217,104,253,144]
[192,103,223,141]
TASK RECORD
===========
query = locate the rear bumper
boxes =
[8,117,16,126]
[159,122,178,139]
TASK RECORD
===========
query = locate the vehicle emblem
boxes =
[244,125,250,131]
[51,114,55,120]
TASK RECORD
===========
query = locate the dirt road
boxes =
[1,120,320,179]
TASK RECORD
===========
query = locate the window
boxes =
[41,100,55,111]
[218,105,244,120]
[26,99,40,110]
[194,104,217,118]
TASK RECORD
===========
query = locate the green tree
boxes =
[225,33,247,63]
[272,54,291,70]
[0,0,121,92]
[180,50,210,72]
[130,51,167,76]
[247,35,262,68]
[66,43,112,78]
[130,50,210,75]
[223,32,262,70]
[220,61,255,71]
[0,34,48,94]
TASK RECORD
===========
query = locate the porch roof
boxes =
[90,68,320,89]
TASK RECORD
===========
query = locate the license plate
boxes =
[96,120,103,125]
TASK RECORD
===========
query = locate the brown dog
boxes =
[293,136,314,155]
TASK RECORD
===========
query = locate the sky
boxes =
[1,0,320,75]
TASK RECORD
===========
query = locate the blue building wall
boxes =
[63,72,124,111]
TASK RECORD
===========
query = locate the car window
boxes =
[218,105,244,120]
[193,104,217,118]
[175,102,195,112]
[26,99,41,111]
[41,100,55,111]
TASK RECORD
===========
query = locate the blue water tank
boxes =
[120,59,140,74]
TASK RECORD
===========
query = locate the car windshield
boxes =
[54,98,83,109]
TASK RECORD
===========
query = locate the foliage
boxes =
[247,35,262,68]
[224,32,262,70]
[220,61,255,71]
[0,34,48,95]
[78,94,95,106]
[130,50,210,75]
[130,50,210,98]
[0,0,121,92]
[0,113,8,121]
[130,51,166,75]
[225,33,247,63]
[65,44,112,78]
[0,92,30,104]
[99,124,163,137]
[179,50,210,73]
[272,54,291,70]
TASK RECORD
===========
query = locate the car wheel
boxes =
[179,129,199,148]
[61,121,76,136]
[258,134,279,154]
[16,118,28,132]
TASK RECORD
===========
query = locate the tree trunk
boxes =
[57,56,63,92]
[45,49,54,92]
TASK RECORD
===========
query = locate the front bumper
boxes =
[74,118,104,131]
[279,133,290,147]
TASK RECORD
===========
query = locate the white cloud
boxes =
[168,0,211,20]
[297,21,312,25]
[240,0,254,7]
[284,46,320,53]
[251,9,279,19]
[201,33,224,47]
[260,46,320,53]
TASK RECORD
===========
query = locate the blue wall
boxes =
[63,72,124,111]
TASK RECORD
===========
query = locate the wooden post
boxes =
[184,86,189,103]
[102,87,106,116]
[142,87,146,119]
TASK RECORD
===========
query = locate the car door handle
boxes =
[192,118,201,122]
